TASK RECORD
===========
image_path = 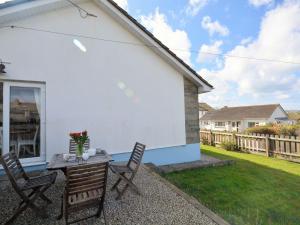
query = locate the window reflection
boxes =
[10,87,41,158]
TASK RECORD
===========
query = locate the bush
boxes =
[246,126,277,135]
[221,141,238,151]
[246,124,300,136]
[201,136,210,145]
[278,125,297,136]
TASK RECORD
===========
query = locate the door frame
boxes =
[2,81,46,165]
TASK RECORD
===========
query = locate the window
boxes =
[202,121,209,125]
[10,86,41,158]
[215,122,225,127]
[248,122,259,128]
[1,81,45,164]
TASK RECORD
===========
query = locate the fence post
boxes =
[210,130,214,146]
[265,135,270,157]
[232,132,237,146]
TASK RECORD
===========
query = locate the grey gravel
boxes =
[0,165,217,225]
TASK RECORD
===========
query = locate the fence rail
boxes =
[200,130,300,163]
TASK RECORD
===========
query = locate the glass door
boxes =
[2,82,45,164]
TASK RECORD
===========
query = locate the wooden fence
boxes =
[200,130,300,163]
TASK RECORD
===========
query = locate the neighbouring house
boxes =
[0,0,212,171]
[199,102,214,119]
[200,104,290,132]
[287,111,300,124]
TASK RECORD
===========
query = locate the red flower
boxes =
[69,130,89,145]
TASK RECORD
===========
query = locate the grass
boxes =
[164,145,300,225]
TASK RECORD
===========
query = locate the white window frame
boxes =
[2,81,46,165]
[248,122,259,128]
[215,121,225,128]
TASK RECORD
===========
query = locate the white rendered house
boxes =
[0,0,212,171]
[200,104,289,132]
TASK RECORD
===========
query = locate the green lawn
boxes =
[164,145,300,225]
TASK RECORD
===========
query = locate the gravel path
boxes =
[0,166,217,225]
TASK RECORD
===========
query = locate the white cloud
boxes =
[199,1,300,107]
[140,8,192,65]
[197,40,223,63]
[240,37,253,45]
[201,16,229,36]
[113,0,128,11]
[249,0,273,7]
[0,0,13,3]
[186,0,210,16]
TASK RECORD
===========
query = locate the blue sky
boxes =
[115,0,300,110]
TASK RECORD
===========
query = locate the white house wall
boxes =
[268,106,287,122]
[0,1,186,161]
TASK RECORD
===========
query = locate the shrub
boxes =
[221,141,238,151]
[246,124,300,136]
[278,125,297,136]
[246,126,277,135]
[201,136,210,145]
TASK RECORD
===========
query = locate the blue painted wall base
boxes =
[0,143,201,175]
[112,143,201,166]
[0,163,47,176]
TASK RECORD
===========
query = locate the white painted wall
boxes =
[0,1,186,161]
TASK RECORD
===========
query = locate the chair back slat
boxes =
[1,152,28,180]
[127,142,146,171]
[66,162,108,198]
[0,152,29,193]
[69,139,90,154]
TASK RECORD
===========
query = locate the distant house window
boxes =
[215,122,225,127]
[201,121,209,126]
[248,122,259,128]
[232,122,236,127]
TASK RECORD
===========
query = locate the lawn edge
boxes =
[143,164,231,225]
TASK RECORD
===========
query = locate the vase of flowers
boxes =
[69,130,89,158]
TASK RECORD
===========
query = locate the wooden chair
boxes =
[69,138,90,154]
[17,125,40,157]
[62,162,109,225]
[109,142,146,200]
[0,151,57,225]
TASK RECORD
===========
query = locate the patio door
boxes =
[1,81,46,164]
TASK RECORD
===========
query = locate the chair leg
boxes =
[5,202,29,225]
[5,187,47,225]
[116,184,129,200]
[111,178,122,191]
[96,203,103,218]
[40,193,52,204]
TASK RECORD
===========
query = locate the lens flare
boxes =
[73,39,87,52]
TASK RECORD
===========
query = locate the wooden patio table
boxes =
[47,149,113,172]
[47,149,113,220]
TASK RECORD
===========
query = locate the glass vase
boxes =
[76,143,84,158]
